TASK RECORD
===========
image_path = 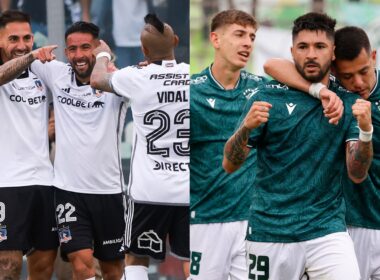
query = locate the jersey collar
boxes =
[152,60,177,68]
[207,64,240,90]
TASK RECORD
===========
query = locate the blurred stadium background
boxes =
[190,0,380,75]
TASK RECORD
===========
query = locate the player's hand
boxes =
[320,87,344,125]
[352,99,372,132]
[32,45,58,63]
[107,62,118,72]
[243,101,272,130]
[93,39,112,57]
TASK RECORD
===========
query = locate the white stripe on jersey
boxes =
[0,69,53,187]
[31,60,128,194]
[111,61,189,205]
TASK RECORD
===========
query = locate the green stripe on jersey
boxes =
[190,66,267,224]
[245,78,359,242]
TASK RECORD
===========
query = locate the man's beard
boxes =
[295,59,331,83]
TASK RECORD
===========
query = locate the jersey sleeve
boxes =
[31,60,66,91]
[110,67,136,100]
[345,111,360,142]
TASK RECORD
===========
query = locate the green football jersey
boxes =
[190,66,267,224]
[245,78,359,242]
[344,69,380,229]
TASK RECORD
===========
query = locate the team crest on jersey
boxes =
[137,230,162,253]
[58,226,72,243]
[243,88,259,99]
[0,226,7,242]
[191,75,207,85]
[92,88,104,98]
[34,80,44,91]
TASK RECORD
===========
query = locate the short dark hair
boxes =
[65,21,99,40]
[211,9,257,32]
[335,26,371,61]
[292,12,336,41]
[0,10,31,28]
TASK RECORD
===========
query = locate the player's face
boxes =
[0,21,33,63]
[291,30,335,83]
[334,48,376,100]
[212,23,256,70]
[65,32,97,82]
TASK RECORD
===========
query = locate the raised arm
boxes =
[264,58,343,125]
[346,99,373,183]
[0,45,57,86]
[90,40,115,93]
[223,101,272,173]
[79,0,91,22]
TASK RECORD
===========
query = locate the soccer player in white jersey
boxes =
[0,10,59,279]
[32,22,127,279]
[90,14,190,280]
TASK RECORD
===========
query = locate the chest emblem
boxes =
[286,103,297,115]
[207,98,215,108]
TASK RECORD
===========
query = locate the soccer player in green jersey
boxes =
[190,9,267,280]
[265,26,380,280]
[224,13,373,280]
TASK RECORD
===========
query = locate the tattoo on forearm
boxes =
[348,141,373,181]
[92,60,113,93]
[225,124,251,166]
[0,53,34,85]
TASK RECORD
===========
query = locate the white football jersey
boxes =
[31,60,128,194]
[0,69,53,187]
[111,60,189,205]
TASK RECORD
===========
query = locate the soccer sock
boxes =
[123,265,149,280]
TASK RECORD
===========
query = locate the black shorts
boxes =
[125,199,189,261]
[54,188,126,262]
[0,185,59,253]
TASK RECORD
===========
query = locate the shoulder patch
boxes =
[265,83,289,90]
[241,72,264,82]
[191,75,207,85]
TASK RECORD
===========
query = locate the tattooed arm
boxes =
[0,45,57,86]
[346,98,373,183]
[223,101,272,173]
[90,56,115,93]
[346,140,373,183]
[90,39,116,93]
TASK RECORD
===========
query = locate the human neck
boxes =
[211,60,241,90]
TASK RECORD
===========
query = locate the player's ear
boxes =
[332,45,336,61]
[210,32,219,49]
[371,49,377,63]
[173,35,179,48]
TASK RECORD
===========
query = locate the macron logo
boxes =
[286,103,296,115]
[207,98,215,108]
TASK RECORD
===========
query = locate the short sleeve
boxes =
[110,67,137,100]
